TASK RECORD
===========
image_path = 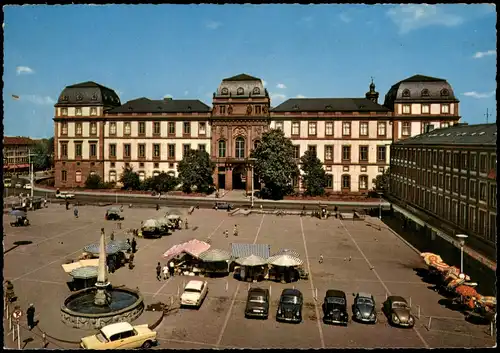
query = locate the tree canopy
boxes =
[119,165,141,190]
[85,173,103,189]
[372,167,390,193]
[31,137,54,170]
[250,129,299,199]
[177,149,215,193]
[300,150,327,196]
[142,172,178,193]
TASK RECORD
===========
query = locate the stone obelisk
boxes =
[94,230,111,306]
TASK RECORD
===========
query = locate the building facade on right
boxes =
[389,123,497,251]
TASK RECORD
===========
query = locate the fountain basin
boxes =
[61,287,144,329]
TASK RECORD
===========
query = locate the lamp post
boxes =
[27,149,36,199]
[377,191,383,220]
[456,234,468,275]
[247,158,257,208]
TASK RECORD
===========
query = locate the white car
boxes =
[180,280,208,308]
[80,322,157,350]
[23,183,32,189]
[56,191,75,199]
[15,182,22,188]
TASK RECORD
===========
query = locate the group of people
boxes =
[3,281,36,330]
[156,261,175,280]
[223,225,239,238]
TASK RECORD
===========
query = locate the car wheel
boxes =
[142,340,152,349]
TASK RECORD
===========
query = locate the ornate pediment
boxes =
[233,126,247,137]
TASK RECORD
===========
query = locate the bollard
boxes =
[17,322,21,350]
[385,293,388,300]
[170,296,173,306]
[315,288,318,300]
[225,281,228,292]
[42,332,47,348]
[9,313,12,331]
[12,321,15,341]
[427,316,432,330]
[177,285,180,297]
[409,297,412,308]
[491,320,494,337]
[269,285,272,297]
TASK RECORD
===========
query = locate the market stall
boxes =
[162,239,211,276]
[267,254,303,283]
[199,249,232,277]
[234,254,268,282]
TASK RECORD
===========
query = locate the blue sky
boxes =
[3,4,497,138]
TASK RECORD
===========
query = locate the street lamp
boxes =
[456,234,468,275]
[377,191,383,220]
[247,158,257,208]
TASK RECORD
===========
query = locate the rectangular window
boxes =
[275,121,284,131]
[359,175,368,190]
[470,153,477,171]
[489,184,496,208]
[402,104,411,114]
[61,122,68,135]
[469,180,476,199]
[441,121,450,128]
[307,145,317,156]
[453,153,460,169]
[421,104,430,114]
[90,122,97,135]
[479,154,487,173]
[445,175,451,191]
[218,140,226,158]
[109,122,116,135]
[220,105,226,115]
[75,171,82,183]
[441,104,450,114]
[168,144,175,159]
[377,146,386,162]
[124,123,131,135]
[308,122,317,136]
[460,177,466,195]
[359,122,368,136]
[359,146,368,162]
[324,145,333,161]
[109,144,116,158]
[168,122,176,135]
[342,146,351,161]
[479,182,487,202]
[489,214,496,240]
[138,144,146,158]
[293,145,300,159]
[61,170,67,182]
[446,151,451,167]
[199,122,206,135]
[326,174,333,188]
[461,153,468,170]
[402,122,411,136]
[61,143,68,158]
[90,107,97,116]
[76,123,83,135]
[75,108,82,116]
[439,173,444,189]
[291,122,300,135]
[90,143,97,157]
[377,122,386,136]
[75,142,82,157]
[138,122,146,135]
[183,122,191,135]
[123,144,131,158]
[198,144,206,152]
[478,210,486,236]
[183,144,190,157]
[255,106,261,114]
[61,108,68,116]
[153,144,161,158]
[325,122,333,136]
[490,154,496,170]
[342,122,351,136]
[153,122,161,135]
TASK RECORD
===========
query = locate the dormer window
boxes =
[253,87,260,95]
[76,93,83,101]
[61,95,69,102]
[221,87,229,95]
[402,89,411,98]
[91,93,98,101]
[292,105,299,110]
[440,89,449,97]
[325,105,333,111]
[237,87,244,95]
[187,106,192,111]
[421,89,430,97]
[128,106,133,111]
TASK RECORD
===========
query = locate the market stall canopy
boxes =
[231,243,270,260]
[83,242,123,255]
[267,254,303,267]
[455,285,478,297]
[165,208,184,216]
[235,254,267,266]
[9,210,26,217]
[477,296,496,307]
[199,249,232,262]
[166,215,181,220]
[273,248,301,258]
[156,217,170,226]
[110,239,131,252]
[162,239,211,261]
[107,207,121,213]
[62,259,99,273]
[422,253,444,266]
[70,266,98,279]
[143,219,159,228]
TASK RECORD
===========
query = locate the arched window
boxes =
[218,140,226,158]
[253,140,261,150]
[253,87,260,95]
[402,89,411,98]
[235,137,245,158]
[440,88,449,97]
[221,87,229,95]
[421,89,430,97]
[109,170,117,182]
[153,170,160,177]
[237,87,244,95]
[138,171,145,181]
[359,175,368,190]
[341,174,351,190]
[75,170,82,183]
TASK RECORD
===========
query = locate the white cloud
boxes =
[205,21,222,30]
[22,95,55,105]
[296,94,306,98]
[16,66,34,75]
[184,90,189,96]
[462,91,495,99]
[339,13,352,23]
[276,83,287,89]
[387,5,463,34]
[473,50,496,59]
[270,93,287,104]
[262,80,267,87]
[164,94,173,98]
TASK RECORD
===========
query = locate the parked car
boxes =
[276,288,303,323]
[80,322,157,349]
[4,178,12,188]
[56,191,75,199]
[352,292,377,324]
[322,290,349,325]
[15,182,22,188]
[180,280,208,308]
[383,296,415,328]
[105,208,124,221]
[213,202,233,211]
[245,287,270,319]
[23,183,32,189]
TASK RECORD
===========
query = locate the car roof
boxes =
[326,289,346,298]
[185,280,204,291]
[357,292,373,299]
[282,288,302,296]
[100,322,134,338]
[388,296,407,303]
[249,287,269,295]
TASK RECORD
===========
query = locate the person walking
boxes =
[156,262,162,281]
[131,238,137,253]
[224,230,229,238]
[65,200,69,210]
[110,231,115,241]
[169,261,175,277]
[109,256,116,273]
[319,254,324,264]
[163,263,169,280]
[74,206,79,218]
[128,253,135,270]
[27,303,36,330]
[233,224,238,236]
[185,218,189,230]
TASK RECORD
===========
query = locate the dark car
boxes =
[276,289,303,323]
[213,202,233,211]
[105,209,124,221]
[383,296,415,328]
[245,288,270,319]
[352,292,377,324]
[322,290,349,325]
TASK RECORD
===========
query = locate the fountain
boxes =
[61,231,144,329]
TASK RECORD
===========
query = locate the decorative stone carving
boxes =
[233,126,247,137]
[246,105,252,115]
[228,105,233,115]
[263,106,268,113]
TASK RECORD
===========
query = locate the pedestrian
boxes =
[65,200,69,210]
[319,254,324,264]
[169,261,175,277]
[156,262,162,281]
[185,218,189,230]
[131,238,137,253]
[110,231,115,241]
[108,256,115,273]
[74,206,79,218]
[163,263,169,280]
[5,280,15,302]
[27,303,36,330]
[233,224,238,236]
[156,204,160,211]
[224,230,229,238]
[128,253,135,270]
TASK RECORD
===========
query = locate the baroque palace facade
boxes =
[53,73,460,192]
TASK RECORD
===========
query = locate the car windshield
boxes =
[392,302,408,309]
[357,298,374,305]
[326,297,345,305]
[96,331,109,343]
[282,295,300,304]
[249,295,266,303]
[184,288,201,293]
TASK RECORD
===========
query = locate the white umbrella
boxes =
[143,219,158,228]
[235,254,267,266]
[267,254,303,267]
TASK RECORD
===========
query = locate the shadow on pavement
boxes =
[4,240,33,254]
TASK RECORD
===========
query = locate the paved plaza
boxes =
[3,204,495,349]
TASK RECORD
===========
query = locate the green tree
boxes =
[31,137,54,170]
[85,173,103,189]
[250,129,299,200]
[142,172,178,193]
[300,150,326,196]
[177,150,215,193]
[372,167,391,193]
[119,165,141,190]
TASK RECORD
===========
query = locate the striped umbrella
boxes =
[83,242,122,255]
[423,253,444,266]
[273,249,301,258]
[70,266,98,279]
[199,249,232,262]
[109,240,131,252]
[235,254,267,266]
[267,254,303,267]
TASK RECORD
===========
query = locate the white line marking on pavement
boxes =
[153,278,173,299]
[300,217,325,349]
[18,278,66,285]
[157,337,232,349]
[216,214,265,348]
[339,220,430,349]
[208,219,225,239]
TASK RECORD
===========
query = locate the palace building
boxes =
[53,73,461,193]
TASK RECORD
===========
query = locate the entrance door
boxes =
[218,173,226,190]
[232,165,246,190]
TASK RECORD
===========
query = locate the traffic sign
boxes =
[12,309,22,320]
